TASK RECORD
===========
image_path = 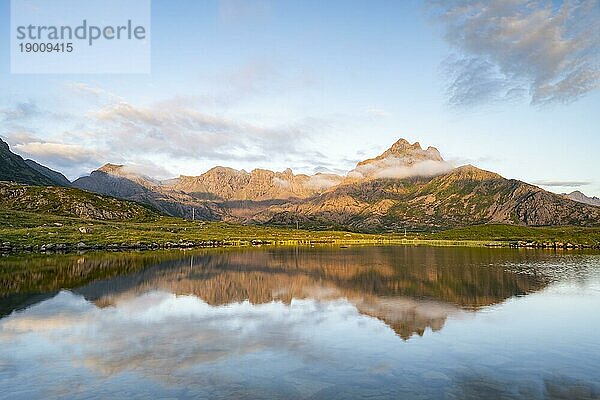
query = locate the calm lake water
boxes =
[1,246,599,399]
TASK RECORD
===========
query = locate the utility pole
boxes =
[296,219,299,230]
[192,207,195,221]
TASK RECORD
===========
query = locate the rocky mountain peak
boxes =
[357,138,444,168]
[388,138,421,152]
[0,138,60,186]
[349,138,449,180]
[92,163,161,187]
[97,163,125,175]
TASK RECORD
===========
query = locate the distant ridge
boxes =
[564,191,600,207]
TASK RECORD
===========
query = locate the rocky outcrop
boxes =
[357,138,444,167]
[171,167,342,201]
[347,139,450,181]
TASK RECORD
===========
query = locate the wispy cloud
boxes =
[13,141,103,167]
[1,88,335,178]
[0,102,40,121]
[65,82,124,102]
[532,179,591,187]
[349,157,454,180]
[433,0,600,105]
[88,99,322,163]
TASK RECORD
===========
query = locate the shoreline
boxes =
[2,237,599,256]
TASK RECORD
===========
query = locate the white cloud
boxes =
[65,82,123,102]
[350,156,454,180]
[304,174,343,190]
[13,141,103,167]
[0,93,334,179]
[0,290,397,391]
[532,179,591,187]
[434,0,600,105]
[0,102,40,121]
[88,100,321,164]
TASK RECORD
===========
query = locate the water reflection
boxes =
[1,247,599,399]
[2,247,545,339]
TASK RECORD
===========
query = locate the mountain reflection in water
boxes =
[2,246,544,339]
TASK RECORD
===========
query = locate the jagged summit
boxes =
[357,138,444,167]
[349,138,449,180]
[387,138,424,153]
[172,165,342,201]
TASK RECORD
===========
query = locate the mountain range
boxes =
[1,137,599,231]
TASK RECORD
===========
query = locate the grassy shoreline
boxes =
[1,210,600,254]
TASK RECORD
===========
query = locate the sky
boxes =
[0,0,599,196]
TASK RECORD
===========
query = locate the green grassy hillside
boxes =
[0,182,158,221]
[0,209,394,249]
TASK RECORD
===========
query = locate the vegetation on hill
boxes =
[1,207,599,253]
[0,209,401,251]
[0,182,158,220]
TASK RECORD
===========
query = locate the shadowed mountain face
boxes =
[0,246,548,340]
[23,159,71,186]
[0,138,64,186]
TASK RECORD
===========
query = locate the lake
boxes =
[1,246,599,399]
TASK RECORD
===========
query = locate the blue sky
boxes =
[1,0,599,196]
